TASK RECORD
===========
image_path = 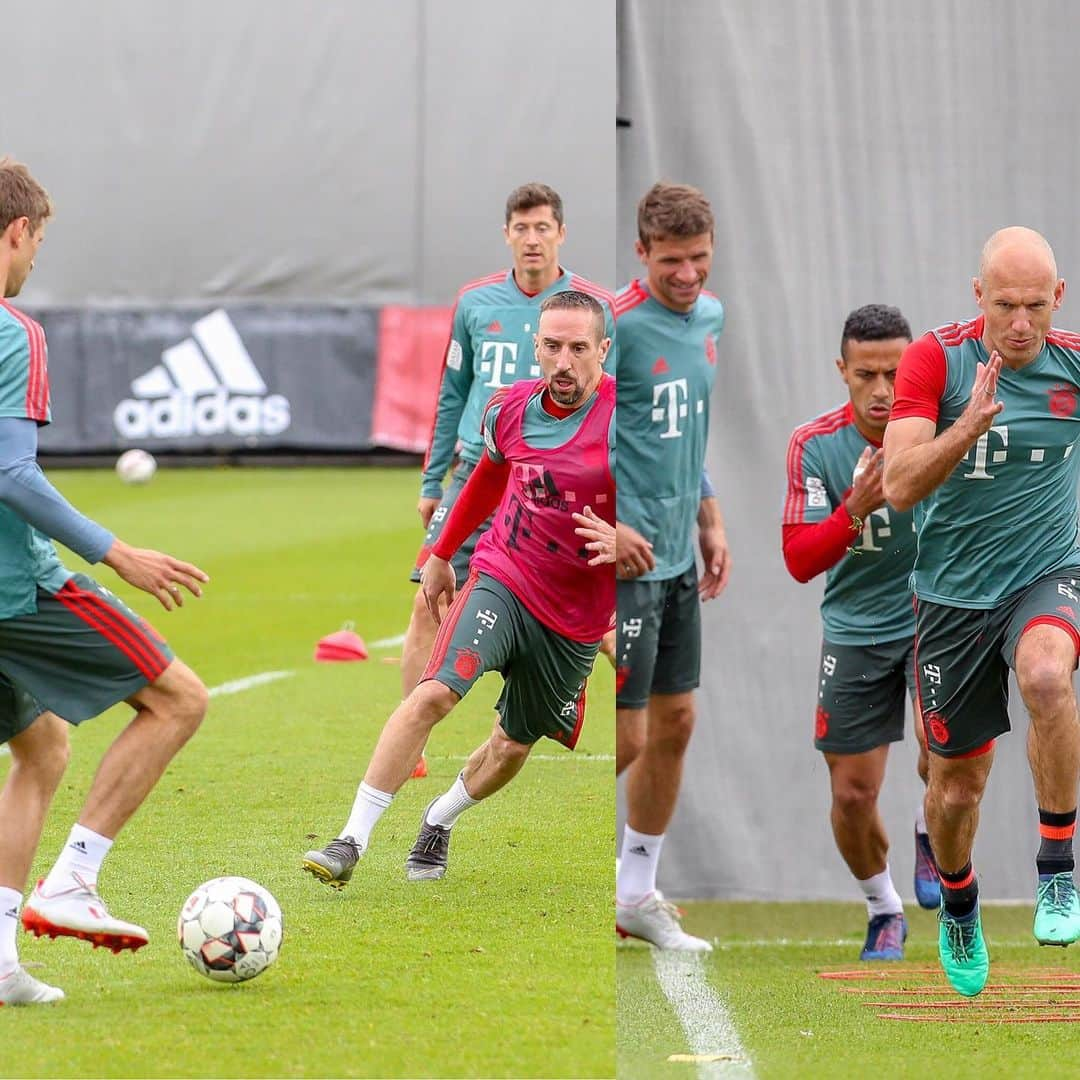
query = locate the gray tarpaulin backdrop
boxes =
[618,0,1080,900]
[4,1,615,452]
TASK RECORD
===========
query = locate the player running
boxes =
[783,304,937,963]
[303,291,614,887]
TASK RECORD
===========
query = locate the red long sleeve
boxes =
[431,453,512,561]
[782,502,860,582]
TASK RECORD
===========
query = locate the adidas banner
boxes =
[33,306,392,454]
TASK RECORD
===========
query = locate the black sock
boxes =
[939,862,978,918]
[1037,808,1077,877]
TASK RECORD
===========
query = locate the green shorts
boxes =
[814,637,915,754]
[0,673,46,745]
[411,460,492,590]
[615,567,700,709]
[0,573,174,741]
[421,571,598,748]
[915,569,1080,757]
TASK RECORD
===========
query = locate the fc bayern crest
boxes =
[1049,383,1079,417]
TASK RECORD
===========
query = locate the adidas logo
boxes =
[628,844,650,856]
[652,357,669,375]
[113,309,291,441]
[3,906,16,919]
[487,320,503,334]
[71,840,88,854]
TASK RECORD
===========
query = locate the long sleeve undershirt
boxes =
[0,418,113,564]
[781,502,859,583]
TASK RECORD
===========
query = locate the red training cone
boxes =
[314,629,369,662]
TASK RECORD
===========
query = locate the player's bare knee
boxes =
[151,661,209,741]
[410,679,458,725]
[933,774,985,816]
[831,778,880,819]
[649,701,695,755]
[490,726,531,768]
[1017,655,1075,721]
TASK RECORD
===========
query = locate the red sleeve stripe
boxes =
[935,317,982,347]
[569,274,616,310]
[783,404,851,523]
[0,300,48,420]
[1048,327,1080,350]
[55,579,170,682]
[457,270,509,297]
[613,280,649,318]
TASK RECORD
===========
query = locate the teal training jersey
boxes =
[420,268,615,500]
[484,385,617,471]
[783,402,916,645]
[614,279,723,581]
[0,301,71,618]
[891,316,1080,607]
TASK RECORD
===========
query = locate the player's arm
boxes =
[419,301,475,523]
[883,342,1003,512]
[0,419,207,609]
[781,450,884,582]
[421,401,511,623]
[697,469,730,600]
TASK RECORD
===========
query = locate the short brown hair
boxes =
[505,182,563,226]
[0,158,53,233]
[637,181,714,250]
[538,289,605,342]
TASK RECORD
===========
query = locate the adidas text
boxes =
[114,389,290,440]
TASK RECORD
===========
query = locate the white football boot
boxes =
[22,874,149,953]
[0,965,64,1005]
[616,892,713,951]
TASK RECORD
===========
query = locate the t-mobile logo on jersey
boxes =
[479,341,540,388]
[651,378,690,439]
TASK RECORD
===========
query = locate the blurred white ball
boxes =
[115,448,157,485]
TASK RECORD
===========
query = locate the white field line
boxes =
[653,951,754,1078]
[0,670,296,758]
[208,670,294,697]
[370,632,407,648]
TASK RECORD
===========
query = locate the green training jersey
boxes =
[892,316,1080,607]
[0,301,71,618]
[420,268,615,500]
[783,402,916,644]
[614,279,723,581]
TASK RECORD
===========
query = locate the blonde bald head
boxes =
[974,226,1065,368]
[979,226,1058,284]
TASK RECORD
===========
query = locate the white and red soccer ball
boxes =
[178,877,283,983]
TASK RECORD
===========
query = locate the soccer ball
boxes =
[177,877,283,983]
[115,448,157,484]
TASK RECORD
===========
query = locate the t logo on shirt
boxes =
[651,378,689,439]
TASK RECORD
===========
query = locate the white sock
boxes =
[915,801,928,835]
[616,825,665,906]
[42,824,113,894]
[426,773,479,829]
[342,782,393,851]
[857,866,904,917]
[0,886,21,975]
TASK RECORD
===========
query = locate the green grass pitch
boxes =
[0,466,614,1079]
[619,901,1080,1079]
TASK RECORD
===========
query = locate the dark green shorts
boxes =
[411,460,492,590]
[421,572,598,748]
[0,573,174,740]
[615,567,700,709]
[814,637,915,754]
[0,673,46,745]
[915,569,1080,757]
